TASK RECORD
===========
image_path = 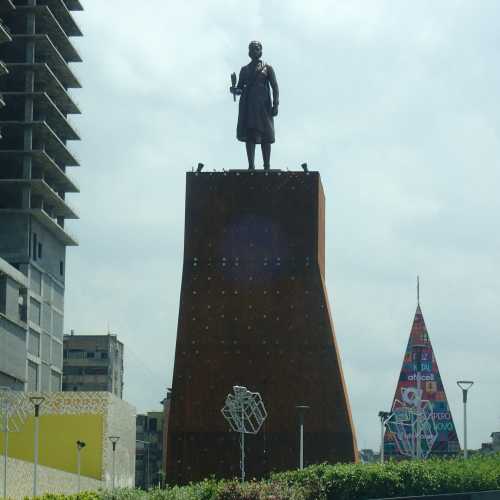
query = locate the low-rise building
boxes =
[0,391,135,497]
[62,333,124,398]
[479,432,500,454]
[359,449,380,463]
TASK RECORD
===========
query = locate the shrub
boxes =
[272,454,500,499]
[34,454,500,500]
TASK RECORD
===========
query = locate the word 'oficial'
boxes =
[407,373,435,382]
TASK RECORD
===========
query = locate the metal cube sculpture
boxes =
[221,386,267,434]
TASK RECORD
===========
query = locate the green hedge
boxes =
[273,455,500,499]
[35,454,500,500]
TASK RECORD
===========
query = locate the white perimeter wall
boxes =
[0,456,102,499]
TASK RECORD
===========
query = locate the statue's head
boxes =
[248,41,262,61]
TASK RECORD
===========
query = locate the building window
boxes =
[38,242,42,259]
[85,367,107,375]
[66,349,85,359]
[32,233,37,261]
[30,268,42,296]
[87,352,95,358]
[101,352,108,360]
[28,329,40,357]
[60,261,64,276]
[29,298,41,325]
[51,370,61,391]
[28,361,38,391]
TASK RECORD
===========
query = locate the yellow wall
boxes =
[0,414,103,480]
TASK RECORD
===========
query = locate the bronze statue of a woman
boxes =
[230,41,279,170]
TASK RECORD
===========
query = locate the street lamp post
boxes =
[108,436,120,489]
[76,440,86,493]
[296,405,310,469]
[456,381,474,459]
[29,395,45,498]
[378,411,393,464]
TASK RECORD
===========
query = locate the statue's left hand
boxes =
[271,105,279,117]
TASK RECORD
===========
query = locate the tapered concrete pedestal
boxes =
[166,171,357,483]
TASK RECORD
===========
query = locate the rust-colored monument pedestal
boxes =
[166,171,357,483]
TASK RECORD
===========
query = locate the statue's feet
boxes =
[248,165,255,170]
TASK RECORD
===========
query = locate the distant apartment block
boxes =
[136,411,165,489]
[62,333,124,398]
[480,432,500,454]
[0,0,83,392]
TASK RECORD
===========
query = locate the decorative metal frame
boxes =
[221,386,267,481]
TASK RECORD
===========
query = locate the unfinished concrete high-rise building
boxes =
[0,0,82,392]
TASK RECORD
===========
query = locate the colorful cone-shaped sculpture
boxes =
[384,304,460,458]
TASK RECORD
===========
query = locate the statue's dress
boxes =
[237,61,275,144]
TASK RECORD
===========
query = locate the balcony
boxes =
[0,120,79,166]
[63,357,111,367]
[0,0,15,10]
[6,63,81,110]
[1,92,80,140]
[0,150,79,192]
[62,0,83,12]
[31,178,78,218]
[0,179,77,218]
[0,20,12,44]
[12,34,80,90]
[36,0,82,37]
[0,207,77,245]
[15,5,82,62]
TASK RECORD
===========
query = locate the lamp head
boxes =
[196,162,204,173]
[108,435,120,444]
[76,440,86,450]
[301,162,308,172]
[457,380,474,391]
[29,395,45,407]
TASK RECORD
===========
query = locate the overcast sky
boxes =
[65,0,500,452]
